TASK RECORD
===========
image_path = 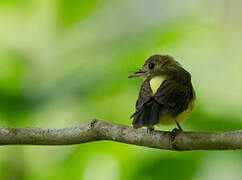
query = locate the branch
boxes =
[0,120,241,151]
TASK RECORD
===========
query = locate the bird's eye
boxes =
[148,63,155,70]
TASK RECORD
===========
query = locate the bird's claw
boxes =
[171,128,183,141]
[147,127,155,134]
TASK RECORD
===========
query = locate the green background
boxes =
[0,0,242,179]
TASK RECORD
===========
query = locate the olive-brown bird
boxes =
[129,55,195,131]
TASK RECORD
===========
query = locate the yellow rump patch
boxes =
[150,76,165,96]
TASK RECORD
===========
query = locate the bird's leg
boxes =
[175,120,183,131]
[147,126,154,134]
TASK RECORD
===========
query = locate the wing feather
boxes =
[154,79,192,117]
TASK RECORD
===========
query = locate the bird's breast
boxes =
[149,76,165,96]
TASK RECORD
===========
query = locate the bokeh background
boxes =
[0,0,242,179]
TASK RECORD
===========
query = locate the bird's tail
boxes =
[131,98,166,129]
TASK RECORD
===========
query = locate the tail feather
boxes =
[132,98,166,128]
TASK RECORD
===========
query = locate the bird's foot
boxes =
[171,128,183,142]
[147,126,155,134]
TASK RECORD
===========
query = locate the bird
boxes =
[128,55,196,132]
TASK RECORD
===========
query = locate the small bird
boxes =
[129,55,196,132]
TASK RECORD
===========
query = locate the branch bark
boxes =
[0,120,241,151]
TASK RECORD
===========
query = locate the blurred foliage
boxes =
[58,0,102,28]
[0,0,242,179]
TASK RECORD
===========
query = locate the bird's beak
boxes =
[128,70,145,78]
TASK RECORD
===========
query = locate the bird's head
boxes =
[128,55,180,79]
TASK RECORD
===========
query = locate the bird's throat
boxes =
[149,76,165,96]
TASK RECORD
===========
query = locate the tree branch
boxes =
[0,120,241,151]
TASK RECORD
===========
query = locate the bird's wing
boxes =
[154,79,193,117]
[135,79,152,110]
[131,79,162,128]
